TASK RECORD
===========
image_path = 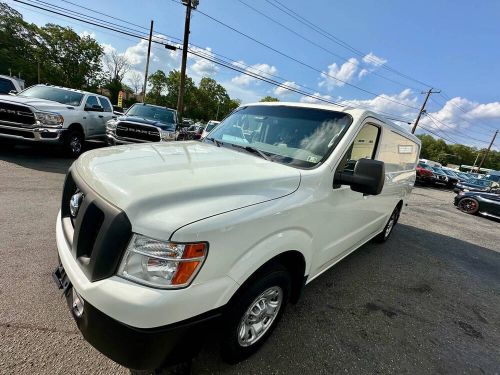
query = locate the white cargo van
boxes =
[53,102,420,371]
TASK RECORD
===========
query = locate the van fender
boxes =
[227,228,313,287]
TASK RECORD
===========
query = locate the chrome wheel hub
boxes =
[70,136,81,154]
[237,286,283,347]
[385,215,395,238]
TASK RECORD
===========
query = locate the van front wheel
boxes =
[221,264,291,364]
[374,205,401,243]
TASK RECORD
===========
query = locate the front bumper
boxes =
[59,281,222,370]
[0,123,64,143]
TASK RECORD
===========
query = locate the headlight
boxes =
[106,120,117,130]
[160,130,176,141]
[34,111,64,127]
[117,234,207,289]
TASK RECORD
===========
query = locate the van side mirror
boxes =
[334,158,385,195]
[9,89,18,95]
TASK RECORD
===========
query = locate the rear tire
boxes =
[220,263,291,364]
[374,205,401,243]
[458,197,479,215]
[64,130,84,158]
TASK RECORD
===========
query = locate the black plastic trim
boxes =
[66,292,223,370]
[61,168,132,282]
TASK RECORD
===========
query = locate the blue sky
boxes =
[8,0,500,149]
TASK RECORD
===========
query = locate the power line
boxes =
[15,0,487,148]
[235,0,418,91]
[265,0,433,90]
[426,113,490,145]
[439,91,499,131]
[430,95,497,135]
[13,0,350,108]
[168,1,420,110]
[425,115,460,144]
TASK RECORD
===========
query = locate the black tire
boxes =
[64,130,84,158]
[220,263,291,364]
[374,204,401,243]
[457,197,479,215]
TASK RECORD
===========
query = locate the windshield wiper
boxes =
[206,137,221,147]
[243,146,272,161]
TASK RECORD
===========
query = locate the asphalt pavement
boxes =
[0,144,499,375]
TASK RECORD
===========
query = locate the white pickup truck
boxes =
[0,84,114,156]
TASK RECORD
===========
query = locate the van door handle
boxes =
[98,115,104,118]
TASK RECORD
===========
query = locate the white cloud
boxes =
[274,81,300,96]
[300,92,333,103]
[362,52,387,66]
[188,47,218,77]
[358,68,369,79]
[231,62,278,86]
[319,58,358,90]
[79,31,96,39]
[123,39,151,65]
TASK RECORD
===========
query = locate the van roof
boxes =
[243,101,420,144]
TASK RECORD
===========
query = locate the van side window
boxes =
[341,123,380,172]
[378,131,419,172]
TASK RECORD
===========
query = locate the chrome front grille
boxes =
[0,101,36,127]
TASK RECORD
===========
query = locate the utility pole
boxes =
[477,130,498,173]
[411,88,441,134]
[142,20,154,103]
[471,152,480,171]
[177,0,199,121]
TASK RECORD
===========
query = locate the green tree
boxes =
[259,96,279,102]
[0,3,103,89]
[38,24,103,88]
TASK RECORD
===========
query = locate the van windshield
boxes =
[205,105,352,168]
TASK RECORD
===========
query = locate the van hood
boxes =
[0,95,76,111]
[74,141,301,237]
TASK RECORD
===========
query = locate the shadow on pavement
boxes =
[191,224,500,375]
[0,141,105,174]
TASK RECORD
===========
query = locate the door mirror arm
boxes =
[333,158,385,196]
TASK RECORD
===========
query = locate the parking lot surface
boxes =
[0,145,499,375]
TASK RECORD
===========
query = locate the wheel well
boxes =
[396,200,403,211]
[67,123,84,135]
[235,251,307,305]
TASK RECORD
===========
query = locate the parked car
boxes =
[454,191,500,219]
[430,167,450,186]
[0,84,114,156]
[416,162,436,185]
[454,178,500,194]
[484,171,500,184]
[187,124,204,140]
[53,102,421,371]
[201,120,220,139]
[106,103,177,145]
[0,74,24,94]
[439,168,460,187]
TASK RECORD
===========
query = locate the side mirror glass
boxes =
[334,158,385,195]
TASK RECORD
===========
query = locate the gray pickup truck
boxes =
[0,84,114,156]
